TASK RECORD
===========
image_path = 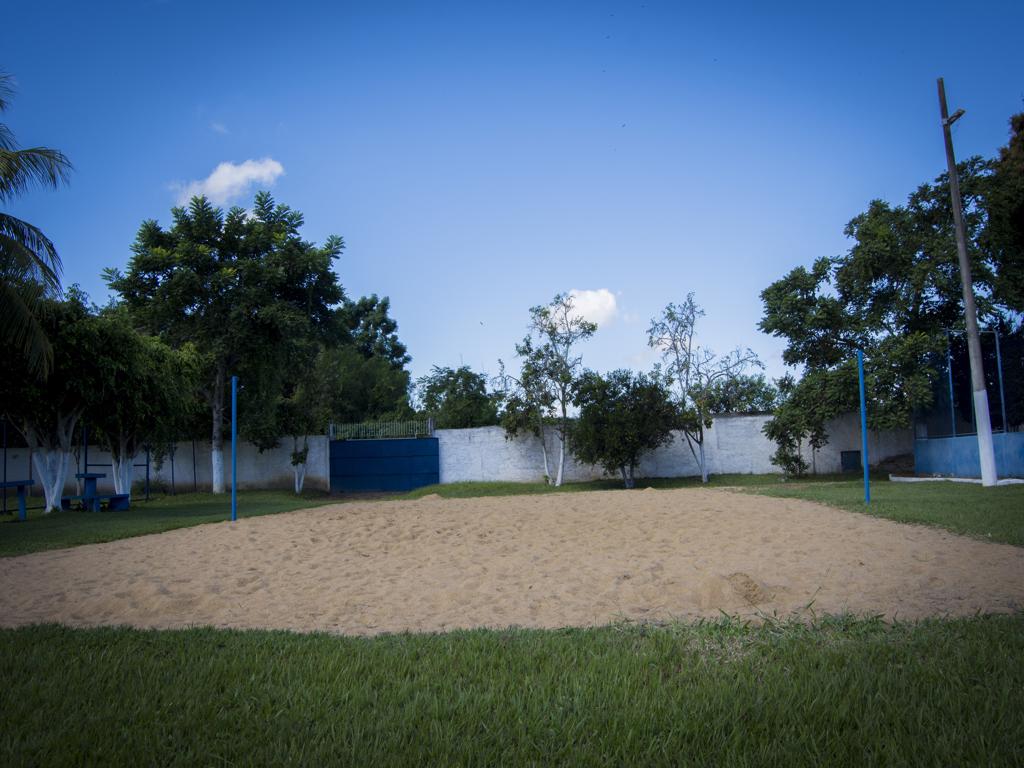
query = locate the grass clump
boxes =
[0,490,339,557]
[745,478,1024,546]
[1,615,1022,765]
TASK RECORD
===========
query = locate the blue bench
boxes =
[61,493,130,512]
[1,479,34,521]
[59,472,129,512]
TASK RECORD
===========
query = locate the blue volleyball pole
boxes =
[231,375,238,522]
[857,350,870,504]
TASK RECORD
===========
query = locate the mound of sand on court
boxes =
[1,488,1022,636]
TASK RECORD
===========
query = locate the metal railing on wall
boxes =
[915,328,1021,439]
[329,419,435,440]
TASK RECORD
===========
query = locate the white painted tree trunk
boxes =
[212,449,224,494]
[111,453,135,498]
[536,410,551,484]
[32,448,70,513]
[211,371,226,494]
[555,431,565,487]
[699,439,709,483]
[291,435,309,494]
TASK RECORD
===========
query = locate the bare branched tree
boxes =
[648,293,761,482]
[498,294,596,486]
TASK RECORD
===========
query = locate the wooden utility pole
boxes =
[937,77,997,486]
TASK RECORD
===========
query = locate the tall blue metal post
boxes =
[231,376,238,522]
[857,350,870,504]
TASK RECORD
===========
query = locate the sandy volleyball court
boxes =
[1,488,1022,635]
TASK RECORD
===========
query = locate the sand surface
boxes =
[1,489,1022,635]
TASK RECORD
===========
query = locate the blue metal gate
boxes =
[329,438,439,492]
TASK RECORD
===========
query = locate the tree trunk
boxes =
[554,404,567,487]
[211,368,225,494]
[555,430,565,487]
[25,413,78,513]
[32,448,70,513]
[536,408,551,484]
[292,436,307,494]
[699,438,708,483]
[111,435,135,498]
[71,445,82,496]
[620,465,636,489]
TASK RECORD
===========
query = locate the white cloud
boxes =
[569,288,618,327]
[172,158,284,205]
[210,121,229,135]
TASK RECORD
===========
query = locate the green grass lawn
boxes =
[2,615,1021,766]
[740,477,1024,547]
[0,490,342,557]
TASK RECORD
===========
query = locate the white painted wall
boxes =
[803,415,914,475]
[1,413,913,499]
[438,413,914,484]
[0,436,330,495]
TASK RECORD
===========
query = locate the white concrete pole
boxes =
[937,78,997,486]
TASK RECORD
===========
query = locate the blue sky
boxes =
[6,0,1022,384]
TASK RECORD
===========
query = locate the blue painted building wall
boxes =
[329,438,440,492]
[914,432,1024,478]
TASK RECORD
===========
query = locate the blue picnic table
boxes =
[1,479,34,521]
[61,473,130,512]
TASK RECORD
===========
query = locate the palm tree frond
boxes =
[0,278,52,377]
[0,73,13,113]
[0,146,73,201]
[0,213,61,290]
[0,123,14,151]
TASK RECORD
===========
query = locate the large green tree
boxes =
[0,73,72,376]
[571,369,679,488]
[341,295,411,368]
[759,119,1024,472]
[107,193,345,493]
[0,291,192,511]
[704,373,779,414]
[88,313,200,499]
[416,365,499,429]
[982,113,1024,312]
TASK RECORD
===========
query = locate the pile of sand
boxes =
[0,488,1021,636]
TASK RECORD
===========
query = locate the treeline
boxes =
[2,193,419,509]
